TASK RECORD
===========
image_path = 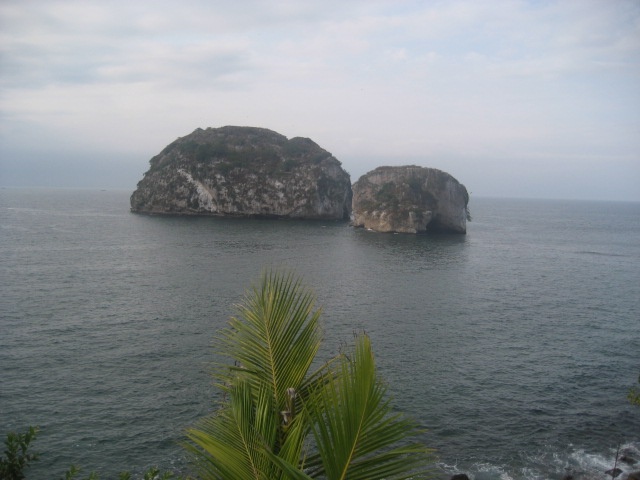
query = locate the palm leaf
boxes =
[187,270,325,478]
[217,271,323,411]
[186,378,310,480]
[186,271,435,479]
[186,380,274,479]
[306,335,435,480]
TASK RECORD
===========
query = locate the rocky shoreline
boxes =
[442,447,640,480]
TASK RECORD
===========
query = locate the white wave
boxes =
[439,442,640,480]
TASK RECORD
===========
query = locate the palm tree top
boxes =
[186,269,435,480]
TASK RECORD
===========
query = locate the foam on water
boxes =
[438,442,640,480]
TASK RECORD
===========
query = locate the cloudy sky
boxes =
[1,1,639,200]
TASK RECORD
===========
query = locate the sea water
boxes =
[1,188,639,479]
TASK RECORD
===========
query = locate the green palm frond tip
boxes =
[185,269,436,480]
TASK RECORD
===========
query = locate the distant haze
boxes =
[1,1,639,201]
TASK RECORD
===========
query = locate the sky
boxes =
[1,0,639,201]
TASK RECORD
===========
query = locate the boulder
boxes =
[620,448,638,466]
[605,467,622,478]
[352,165,469,234]
[450,474,470,480]
[131,126,352,220]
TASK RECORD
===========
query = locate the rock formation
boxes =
[130,126,352,220]
[352,165,469,234]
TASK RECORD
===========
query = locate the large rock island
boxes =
[352,166,469,234]
[130,126,352,220]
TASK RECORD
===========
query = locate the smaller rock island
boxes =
[130,126,352,220]
[352,166,470,234]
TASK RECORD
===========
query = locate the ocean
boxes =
[1,187,639,480]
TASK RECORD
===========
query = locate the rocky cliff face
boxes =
[130,126,352,220]
[352,166,469,234]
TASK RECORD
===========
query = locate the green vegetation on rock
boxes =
[352,165,469,234]
[131,126,352,219]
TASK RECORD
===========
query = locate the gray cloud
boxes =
[1,0,639,200]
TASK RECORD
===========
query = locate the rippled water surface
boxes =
[1,188,639,479]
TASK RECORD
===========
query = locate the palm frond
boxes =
[306,335,435,480]
[186,380,276,479]
[217,271,322,413]
[187,378,313,479]
[186,271,435,479]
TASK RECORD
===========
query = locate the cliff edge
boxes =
[352,166,469,234]
[130,126,352,220]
